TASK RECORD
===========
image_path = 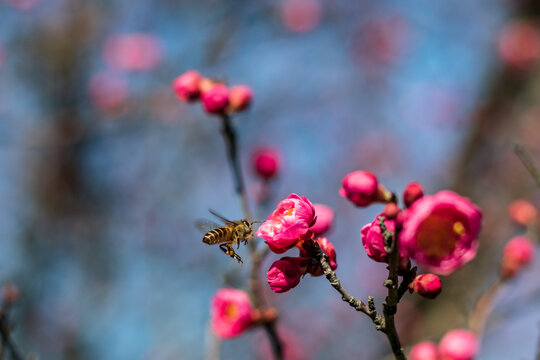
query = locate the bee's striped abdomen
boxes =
[203,226,232,244]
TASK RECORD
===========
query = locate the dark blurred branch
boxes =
[0,313,22,360]
[514,143,540,188]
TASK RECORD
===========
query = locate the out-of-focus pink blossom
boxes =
[5,0,40,11]
[267,257,307,293]
[309,204,334,235]
[201,83,229,114]
[339,170,382,207]
[411,273,441,299]
[88,72,128,112]
[361,215,407,263]
[2,283,19,304]
[172,70,201,102]
[403,182,424,208]
[280,0,321,33]
[252,147,281,180]
[210,288,253,339]
[498,20,540,70]
[438,329,478,360]
[501,236,534,279]
[257,194,316,253]
[508,199,537,225]
[104,33,162,71]
[228,85,253,112]
[399,191,482,275]
[409,341,438,360]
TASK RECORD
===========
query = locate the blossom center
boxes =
[416,214,464,260]
[224,303,238,319]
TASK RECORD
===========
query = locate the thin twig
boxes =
[514,143,540,188]
[0,314,22,360]
[379,217,406,360]
[397,266,417,302]
[469,279,504,336]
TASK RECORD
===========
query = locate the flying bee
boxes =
[196,210,258,264]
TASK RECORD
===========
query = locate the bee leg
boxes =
[219,244,229,255]
[226,245,243,264]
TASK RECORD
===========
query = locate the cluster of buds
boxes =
[409,329,478,360]
[210,288,277,338]
[350,171,482,277]
[256,194,337,292]
[172,70,253,115]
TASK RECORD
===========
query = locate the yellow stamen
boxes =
[225,303,238,319]
[453,221,465,235]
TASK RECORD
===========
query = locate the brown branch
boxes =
[469,279,504,336]
[0,313,22,360]
[514,143,540,188]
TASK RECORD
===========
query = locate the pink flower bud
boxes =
[438,329,478,360]
[103,33,162,71]
[361,215,408,263]
[228,85,253,112]
[172,70,201,102]
[202,83,229,114]
[267,257,307,293]
[2,283,19,304]
[339,171,379,207]
[309,204,334,235]
[253,147,281,180]
[412,274,441,299]
[501,236,534,279]
[384,202,400,220]
[399,191,482,275]
[508,199,537,226]
[210,288,254,339]
[498,20,540,70]
[409,341,438,360]
[257,194,316,253]
[88,72,128,112]
[403,182,424,208]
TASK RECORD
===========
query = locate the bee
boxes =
[196,210,256,264]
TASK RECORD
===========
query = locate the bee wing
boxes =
[194,219,222,233]
[208,209,235,225]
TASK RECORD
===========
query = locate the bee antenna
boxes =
[251,220,264,224]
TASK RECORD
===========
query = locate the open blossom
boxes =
[508,199,537,225]
[256,194,316,253]
[361,215,407,263]
[309,204,334,235]
[438,329,478,360]
[339,171,380,207]
[210,289,254,338]
[267,257,307,293]
[399,191,482,275]
[501,236,534,279]
[411,273,441,299]
[409,341,438,360]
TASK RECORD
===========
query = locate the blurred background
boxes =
[1,0,540,359]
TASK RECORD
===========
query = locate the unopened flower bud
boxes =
[501,236,534,279]
[411,274,441,299]
[409,341,438,360]
[228,85,253,112]
[309,204,334,235]
[403,182,423,208]
[253,147,281,180]
[172,70,201,102]
[199,77,216,94]
[267,257,307,293]
[384,202,400,220]
[438,329,478,360]
[508,199,537,226]
[339,171,379,207]
[202,83,229,114]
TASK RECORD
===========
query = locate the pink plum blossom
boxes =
[256,194,316,253]
[508,199,537,225]
[172,70,201,102]
[361,215,407,263]
[409,341,438,360]
[267,257,307,293]
[210,288,254,338]
[399,191,482,275]
[88,72,128,112]
[403,182,424,208]
[501,236,534,279]
[498,20,540,70]
[411,273,441,299]
[202,83,229,114]
[280,0,321,33]
[309,204,334,235]
[339,170,380,207]
[104,33,162,71]
[438,329,478,360]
